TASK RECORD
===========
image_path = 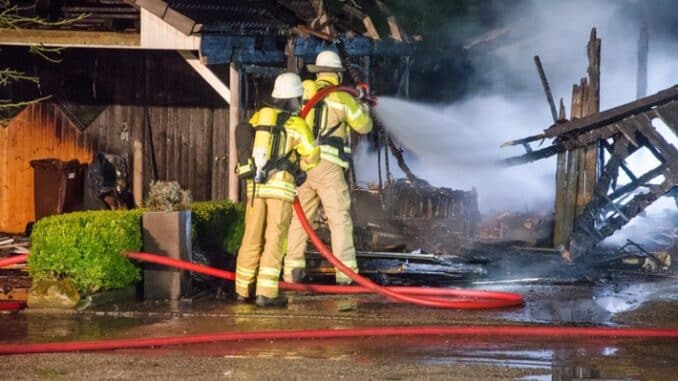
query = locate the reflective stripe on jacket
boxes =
[302,74,372,168]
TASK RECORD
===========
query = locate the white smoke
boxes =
[368,95,556,213]
[356,0,678,224]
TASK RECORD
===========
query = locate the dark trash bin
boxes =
[30,158,87,220]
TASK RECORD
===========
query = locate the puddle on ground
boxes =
[1,279,675,380]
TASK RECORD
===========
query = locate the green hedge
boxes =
[29,200,245,294]
[30,210,143,294]
[191,200,245,254]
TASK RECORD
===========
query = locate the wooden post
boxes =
[564,81,584,243]
[228,63,241,202]
[133,139,143,206]
[553,97,568,246]
[636,11,649,99]
[285,36,297,73]
[581,30,601,213]
[553,29,601,248]
[553,151,567,246]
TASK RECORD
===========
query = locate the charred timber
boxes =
[386,137,427,185]
[503,86,678,166]
[546,85,678,138]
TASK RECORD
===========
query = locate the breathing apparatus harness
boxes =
[307,90,351,164]
[306,80,376,167]
[235,111,307,196]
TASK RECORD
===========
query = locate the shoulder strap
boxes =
[263,112,291,172]
[320,122,343,140]
[312,102,324,139]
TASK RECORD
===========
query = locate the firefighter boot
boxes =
[290,268,305,283]
[236,284,255,304]
[255,294,288,307]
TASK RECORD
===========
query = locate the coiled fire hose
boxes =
[1,86,676,354]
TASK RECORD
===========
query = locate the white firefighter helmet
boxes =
[271,72,304,99]
[307,50,345,73]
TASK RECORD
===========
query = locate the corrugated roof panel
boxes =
[165,0,302,35]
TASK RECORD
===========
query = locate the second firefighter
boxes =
[284,50,373,284]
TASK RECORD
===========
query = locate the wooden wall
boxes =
[0,49,230,233]
[0,103,94,233]
[80,50,230,201]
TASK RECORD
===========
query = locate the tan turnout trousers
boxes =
[235,197,292,298]
[284,159,357,283]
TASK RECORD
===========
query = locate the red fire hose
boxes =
[1,87,675,354]
[291,200,525,308]
[300,85,362,117]
[0,325,676,355]
[1,212,677,355]
[125,251,522,309]
[0,254,29,268]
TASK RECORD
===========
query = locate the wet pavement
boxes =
[1,278,677,380]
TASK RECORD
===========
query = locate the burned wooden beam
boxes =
[545,85,678,138]
[534,55,559,123]
[386,135,427,185]
[304,250,486,284]
[500,132,546,148]
[600,140,637,183]
[503,87,678,166]
[607,164,666,201]
[501,145,560,166]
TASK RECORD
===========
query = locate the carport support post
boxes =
[228,62,241,202]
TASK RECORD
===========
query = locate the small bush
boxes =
[223,203,245,254]
[190,200,245,254]
[145,181,192,212]
[30,210,143,294]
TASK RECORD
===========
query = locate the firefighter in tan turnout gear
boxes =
[284,50,373,284]
[234,72,319,307]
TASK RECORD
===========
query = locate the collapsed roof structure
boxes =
[503,30,677,258]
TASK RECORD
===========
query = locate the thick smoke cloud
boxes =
[357,0,678,224]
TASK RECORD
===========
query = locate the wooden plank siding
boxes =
[0,50,230,233]
[0,102,93,233]
[83,50,230,202]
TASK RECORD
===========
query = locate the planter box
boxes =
[142,211,192,299]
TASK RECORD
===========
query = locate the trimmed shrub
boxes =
[190,200,245,254]
[30,210,143,294]
[223,202,245,254]
[29,200,245,294]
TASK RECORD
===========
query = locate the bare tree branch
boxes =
[0,95,52,127]
[0,68,39,86]
[29,44,65,63]
[0,1,87,126]
[0,1,90,29]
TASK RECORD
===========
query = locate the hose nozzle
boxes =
[356,83,378,107]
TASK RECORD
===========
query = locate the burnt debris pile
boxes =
[349,179,480,256]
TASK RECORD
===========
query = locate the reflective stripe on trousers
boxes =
[285,159,358,283]
[319,144,350,168]
[236,197,292,298]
